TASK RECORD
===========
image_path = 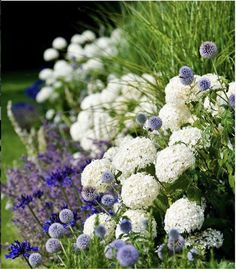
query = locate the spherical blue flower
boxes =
[155,244,165,260]
[59,209,74,224]
[101,194,115,207]
[117,245,139,267]
[167,235,185,253]
[45,238,61,253]
[48,223,65,238]
[120,219,132,234]
[76,234,91,250]
[198,77,211,91]
[136,113,147,126]
[146,116,162,131]
[29,253,43,268]
[229,94,235,108]
[187,248,198,261]
[179,66,194,85]
[94,224,107,239]
[168,228,180,241]
[5,240,39,259]
[105,240,126,259]
[199,41,218,59]
[81,187,98,202]
[101,170,114,183]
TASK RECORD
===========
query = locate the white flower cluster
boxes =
[155,144,195,183]
[164,198,205,233]
[83,213,116,241]
[81,159,113,193]
[121,173,160,209]
[168,126,203,150]
[112,137,157,177]
[115,210,157,239]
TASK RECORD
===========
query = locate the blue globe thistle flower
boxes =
[101,194,116,207]
[179,66,194,85]
[229,94,235,108]
[187,248,198,261]
[120,219,132,234]
[198,77,211,91]
[29,253,43,268]
[168,228,180,241]
[117,245,139,267]
[155,244,165,260]
[199,41,218,59]
[146,116,162,131]
[167,235,185,253]
[101,170,114,184]
[14,195,33,210]
[48,223,65,238]
[81,187,98,202]
[45,238,61,253]
[105,240,126,259]
[5,240,39,259]
[59,209,74,224]
[76,234,91,250]
[136,113,147,126]
[94,224,107,239]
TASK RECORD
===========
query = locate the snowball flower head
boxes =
[81,159,113,193]
[29,253,42,268]
[159,104,192,131]
[155,144,195,183]
[121,173,160,209]
[59,209,74,224]
[76,234,91,250]
[198,77,211,91]
[168,127,202,151]
[117,245,139,267]
[36,86,53,103]
[116,210,157,238]
[43,48,59,61]
[45,238,61,253]
[52,37,67,50]
[82,30,96,42]
[48,222,65,238]
[199,41,217,59]
[39,68,53,81]
[112,137,157,177]
[164,198,204,233]
[83,213,116,241]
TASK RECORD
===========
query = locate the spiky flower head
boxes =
[95,224,107,239]
[199,41,218,59]
[76,234,91,250]
[146,116,162,131]
[104,239,126,259]
[59,209,74,224]
[117,244,139,267]
[167,235,185,253]
[179,66,194,85]
[29,253,43,268]
[168,228,180,241]
[136,113,147,126]
[81,187,98,202]
[45,238,61,253]
[101,194,116,207]
[48,223,65,238]
[198,77,211,91]
[119,219,132,234]
[101,170,115,184]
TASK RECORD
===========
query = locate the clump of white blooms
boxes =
[168,126,203,150]
[116,210,157,239]
[83,213,116,241]
[155,144,195,183]
[164,198,205,233]
[103,147,119,161]
[81,159,113,193]
[159,104,192,131]
[112,137,157,177]
[186,228,224,254]
[121,173,160,209]
[36,86,54,103]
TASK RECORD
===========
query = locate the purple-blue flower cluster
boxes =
[5,240,39,259]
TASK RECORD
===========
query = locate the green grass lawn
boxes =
[1,71,38,268]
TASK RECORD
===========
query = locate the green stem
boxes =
[27,205,44,230]
[23,256,32,269]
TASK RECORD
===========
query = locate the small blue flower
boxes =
[168,228,180,241]
[94,224,107,239]
[136,113,147,126]
[229,94,235,108]
[101,194,115,207]
[179,66,194,85]
[45,238,61,253]
[117,244,139,267]
[187,248,198,261]
[81,187,98,202]
[101,170,114,184]
[29,253,43,268]
[198,77,211,91]
[167,235,185,253]
[5,240,39,259]
[146,116,162,131]
[48,223,65,238]
[199,41,218,59]
[104,239,126,259]
[14,195,33,210]
[45,166,74,187]
[59,209,74,224]
[76,234,91,250]
[119,219,132,234]
[155,244,165,260]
